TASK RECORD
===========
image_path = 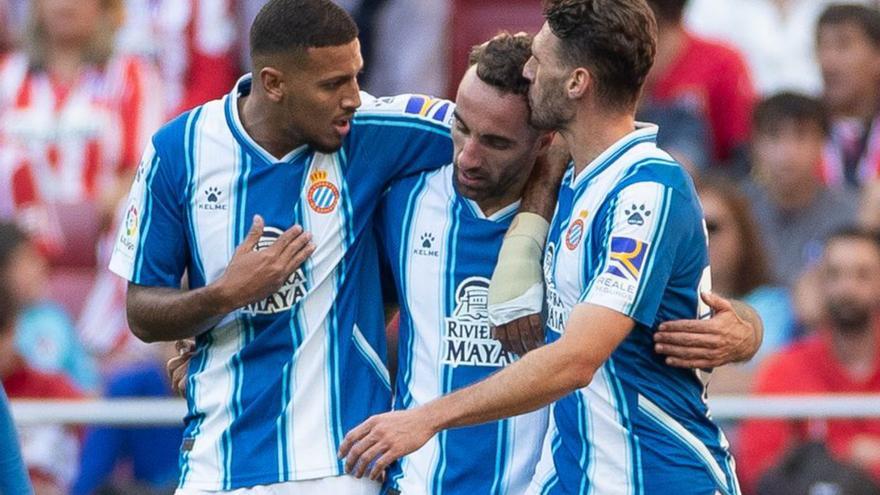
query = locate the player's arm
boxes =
[111,137,315,343]
[654,292,763,368]
[339,302,630,479]
[127,215,314,342]
[349,93,454,181]
[489,138,569,353]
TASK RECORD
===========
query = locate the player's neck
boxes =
[563,112,637,177]
[239,94,306,159]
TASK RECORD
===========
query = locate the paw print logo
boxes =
[421,232,435,248]
[205,187,222,203]
[625,204,651,226]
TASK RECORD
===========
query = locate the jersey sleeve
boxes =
[579,181,697,327]
[108,139,189,288]
[347,93,453,183]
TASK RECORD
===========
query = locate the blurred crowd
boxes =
[1,0,880,493]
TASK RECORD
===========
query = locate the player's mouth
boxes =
[332,117,352,137]
[457,170,487,188]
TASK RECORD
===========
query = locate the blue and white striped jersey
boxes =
[108,75,453,491]
[378,165,548,495]
[529,125,739,495]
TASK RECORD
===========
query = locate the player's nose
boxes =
[457,139,482,170]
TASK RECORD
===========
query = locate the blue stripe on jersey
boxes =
[328,152,354,472]
[632,186,672,313]
[431,198,461,495]
[489,419,509,495]
[184,107,207,285]
[179,331,213,487]
[607,357,637,495]
[576,392,591,495]
[352,117,450,138]
[579,194,619,303]
[541,430,563,495]
[134,152,162,281]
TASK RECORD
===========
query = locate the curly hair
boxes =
[468,32,534,97]
[543,0,657,110]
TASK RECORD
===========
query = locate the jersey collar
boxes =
[571,123,659,189]
[225,74,310,165]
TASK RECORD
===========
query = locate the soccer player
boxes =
[339,1,741,493]
[109,1,454,493]
[376,33,551,495]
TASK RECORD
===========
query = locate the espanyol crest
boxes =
[307,170,339,214]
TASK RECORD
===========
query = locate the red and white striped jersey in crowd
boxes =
[821,115,880,188]
[0,52,163,253]
[116,0,239,116]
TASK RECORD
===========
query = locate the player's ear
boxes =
[567,67,590,100]
[259,67,285,103]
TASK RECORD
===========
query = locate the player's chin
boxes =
[311,133,346,154]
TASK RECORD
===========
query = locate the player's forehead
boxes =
[455,67,531,139]
[532,23,556,60]
[299,38,363,76]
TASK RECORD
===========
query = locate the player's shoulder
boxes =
[384,162,453,202]
[152,97,225,151]
[614,139,694,196]
[354,92,455,128]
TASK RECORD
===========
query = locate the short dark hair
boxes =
[826,226,880,254]
[543,0,657,110]
[468,32,534,97]
[818,4,880,48]
[752,92,829,137]
[645,0,689,23]
[250,0,359,60]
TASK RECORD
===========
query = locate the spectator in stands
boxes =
[0,0,27,54]
[685,0,843,96]
[696,177,796,393]
[737,227,880,492]
[641,0,755,169]
[817,4,880,189]
[742,92,858,288]
[0,221,99,392]
[0,245,84,494]
[0,290,34,495]
[0,0,163,256]
[116,0,238,116]
[72,342,183,495]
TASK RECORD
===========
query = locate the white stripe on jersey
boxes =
[398,170,453,493]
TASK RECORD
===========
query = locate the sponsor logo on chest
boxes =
[442,277,516,367]
[242,227,309,315]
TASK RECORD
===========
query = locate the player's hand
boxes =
[167,339,196,396]
[492,314,544,356]
[211,215,315,312]
[339,409,436,481]
[654,292,756,369]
